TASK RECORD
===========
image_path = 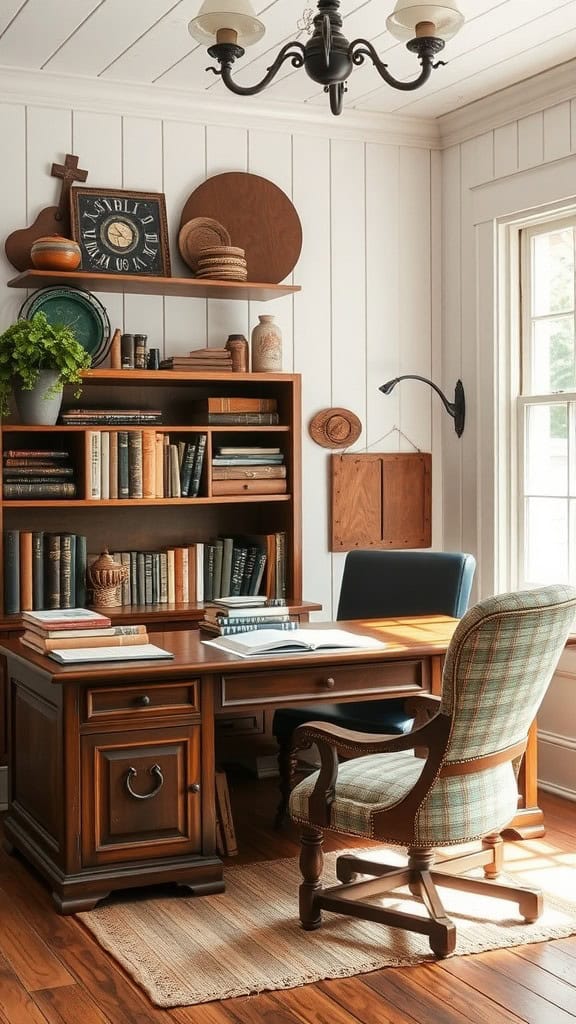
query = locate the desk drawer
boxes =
[83,681,200,723]
[219,659,428,708]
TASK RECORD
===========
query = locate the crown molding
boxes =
[0,66,440,149]
[438,58,576,149]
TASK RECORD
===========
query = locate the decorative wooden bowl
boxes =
[30,235,81,271]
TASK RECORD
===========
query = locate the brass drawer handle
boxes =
[323,677,336,689]
[125,763,164,800]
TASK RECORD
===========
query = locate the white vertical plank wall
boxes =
[0,85,438,628]
[439,71,576,799]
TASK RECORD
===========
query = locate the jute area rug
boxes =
[78,848,576,1008]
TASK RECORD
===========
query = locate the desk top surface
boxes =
[0,615,459,685]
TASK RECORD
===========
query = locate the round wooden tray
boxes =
[179,172,302,284]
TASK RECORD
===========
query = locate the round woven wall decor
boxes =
[309,408,362,449]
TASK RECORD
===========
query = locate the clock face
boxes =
[71,189,171,276]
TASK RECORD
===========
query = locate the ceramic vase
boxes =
[14,369,63,425]
[30,235,81,271]
[251,315,282,372]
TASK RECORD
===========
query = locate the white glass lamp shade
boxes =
[188,0,265,46]
[386,1,464,41]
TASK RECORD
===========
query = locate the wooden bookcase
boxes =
[0,367,306,630]
[0,271,313,772]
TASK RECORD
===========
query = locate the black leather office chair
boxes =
[272,549,476,825]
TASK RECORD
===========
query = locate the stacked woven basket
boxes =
[194,245,247,281]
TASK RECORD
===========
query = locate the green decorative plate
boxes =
[19,287,111,367]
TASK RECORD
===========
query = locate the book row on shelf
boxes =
[107,531,287,607]
[89,431,207,500]
[3,531,87,615]
[2,530,287,615]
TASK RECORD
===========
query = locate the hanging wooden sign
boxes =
[331,452,431,551]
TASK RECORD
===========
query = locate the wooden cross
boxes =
[51,154,88,223]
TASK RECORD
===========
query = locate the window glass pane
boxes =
[532,228,574,316]
[524,497,568,584]
[531,317,575,393]
[525,404,567,495]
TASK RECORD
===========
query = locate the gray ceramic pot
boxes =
[14,369,63,425]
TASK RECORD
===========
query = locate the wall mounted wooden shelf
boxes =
[7,269,300,302]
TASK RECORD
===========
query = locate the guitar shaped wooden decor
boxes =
[5,154,88,272]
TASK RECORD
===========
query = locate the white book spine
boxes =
[88,431,101,500]
[182,548,189,602]
[159,551,168,603]
[167,548,176,603]
[100,431,110,500]
[155,433,164,498]
[196,542,204,602]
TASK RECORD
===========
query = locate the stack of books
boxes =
[18,609,173,665]
[86,431,207,500]
[3,448,76,499]
[3,530,87,615]
[19,608,149,655]
[160,349,233,371]
[192,396,279,425]
[211,446,286,496]
[199,596,297,636]
[60,409,162,426]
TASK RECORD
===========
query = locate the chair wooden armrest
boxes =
[295,714,452,827]
[404,693,442,719]
[293,718,437,759]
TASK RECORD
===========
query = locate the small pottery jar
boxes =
[30,235,81,271]
[226,333,249,372]
[251,315,282,372]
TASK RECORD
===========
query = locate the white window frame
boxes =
[513,214,576,589]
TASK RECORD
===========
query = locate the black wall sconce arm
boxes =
[379,374,465,437]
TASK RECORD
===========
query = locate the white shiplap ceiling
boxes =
[0,0,575,120]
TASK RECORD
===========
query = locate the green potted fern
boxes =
[0,311,92,424]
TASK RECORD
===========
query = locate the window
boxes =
[519,219,576,586]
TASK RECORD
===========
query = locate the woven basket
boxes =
[87,550,129,608]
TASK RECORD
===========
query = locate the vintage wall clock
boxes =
[70,187,171,277]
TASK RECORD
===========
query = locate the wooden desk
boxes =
[0,615,541,913]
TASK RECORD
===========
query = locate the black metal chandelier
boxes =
[188,1,464,116]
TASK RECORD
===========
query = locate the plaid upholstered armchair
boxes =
[289,585,576,957]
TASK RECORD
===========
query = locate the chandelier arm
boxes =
[207,40,306,96]
[329,82,345,115]
[349,37,441,92]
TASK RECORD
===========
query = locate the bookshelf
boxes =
[0,368,315,633]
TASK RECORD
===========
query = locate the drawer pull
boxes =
[136,695,151,707]
[125,763,164,800]
[323,677,336,689]
[189,782,201,794]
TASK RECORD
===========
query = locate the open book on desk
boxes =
[202,628,387,658]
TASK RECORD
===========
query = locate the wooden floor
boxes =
[1,781,575,1024]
